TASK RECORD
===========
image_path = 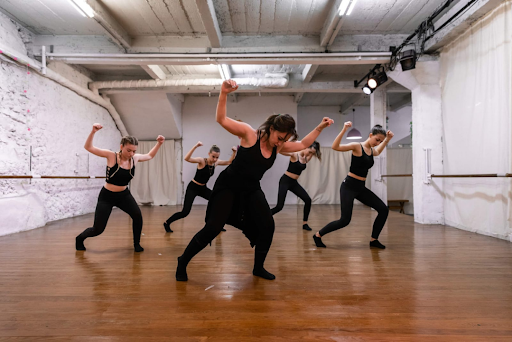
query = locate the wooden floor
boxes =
[0,204,511,341]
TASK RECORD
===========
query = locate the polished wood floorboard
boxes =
[0,204,511,341]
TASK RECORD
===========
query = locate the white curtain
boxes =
[387,148,413,214]
[298,147,370,204]
[440,1,512,240]
[130,140,177,206]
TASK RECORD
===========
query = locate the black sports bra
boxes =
[349,144,374,178]
[194,158,215,184]
[287,159,307,176]
[106,152,135,186]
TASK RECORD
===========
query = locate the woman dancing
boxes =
[270,142,321,231]
[75,123,165,252]
[176,80,333,281]
[163,142,236,232]
[313,122,393,249]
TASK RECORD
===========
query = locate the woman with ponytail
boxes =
[163,142,236,232]
[175,80,333,282]
[270,141,321,231]
[313,122,394,249]
[76,123,165,252]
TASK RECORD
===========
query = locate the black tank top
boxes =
[349,144,374,178]
[227,131,277,182]
[106,152,135,186]
[193,158,215,184]
[286,160,306,176]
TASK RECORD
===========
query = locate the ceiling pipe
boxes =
[90,74,289,92]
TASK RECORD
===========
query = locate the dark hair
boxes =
[309,141,322,161]
[209,145,220,153]
[371,125,386,136]
[258,114,298,142]
[120,136,138,146]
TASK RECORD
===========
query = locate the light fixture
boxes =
[347,108,362,140]
[399,49,417,71]
[368,69,388,89]
[338,0,351,16]
[346,0,359,16]
[68,0,95,18]
[362,83,373,95]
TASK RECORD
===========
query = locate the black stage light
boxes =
[368,70,388,89]
[400,49,417,71]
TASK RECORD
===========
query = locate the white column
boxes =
[370,87,387,204]
[388,61,444,224]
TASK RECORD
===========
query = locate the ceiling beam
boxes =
[320,0,343,47]
[33,34,408,55]
[83,0,132,50]
[340,94,366,114]
[424,0,503,52]
[194,0,222,48]
[141,65,167,80]
[295,64,319,104]
[294,93,305,103]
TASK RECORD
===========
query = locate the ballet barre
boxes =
[381,174,413,177]
[430,173,512,178]
[0,175,106,179]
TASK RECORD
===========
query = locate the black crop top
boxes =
[287,160,307,176]
[106,152,135,186]
[349,144,374,178]
[194,159,215,184]
[227,132,277,182]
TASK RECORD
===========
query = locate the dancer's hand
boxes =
[343,121,352,129]
[221,80,238,94]
[231,146,237,152]
[317,117,334,130]
[156,135,165,143]
[386,130,394,140]
[92,123,103,132]
[196,141,203,147]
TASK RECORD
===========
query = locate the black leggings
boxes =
[319,176,388,239]
[180,187,275,270]
[271,174,312,221]
[166,181,212,225]
[77,187,143,244]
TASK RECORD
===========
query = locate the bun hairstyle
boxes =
[309,141,322,161]
[371,124,387,136]
[120,136,139,146]
[209,145,221,153]
[258,114,298,142]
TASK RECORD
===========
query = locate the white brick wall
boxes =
[0,12,121,236]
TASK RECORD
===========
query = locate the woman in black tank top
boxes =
[270,141,322,231]
[313,122,394,250]
[176,80,334,282]
[163,141,236,233]
[75,123,165,253]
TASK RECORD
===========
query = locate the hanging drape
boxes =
[387,148,413,214]
[130,140,178,206]
[440,1,512,240]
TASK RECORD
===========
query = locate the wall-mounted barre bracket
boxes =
[423,148,431,185]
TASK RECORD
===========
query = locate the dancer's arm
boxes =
[217,146,237,166]
[84,123,112,159]
[216,80,255,142]
[279,117,333,153]
[134,135,165,163]
[332,122,358,152]
[373,130,394,156]
[184,141,206,164]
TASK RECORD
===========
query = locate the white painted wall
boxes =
[0,13,121,237]
[298,106,372,147]
[387,105,412,143]
[182,95,297,206]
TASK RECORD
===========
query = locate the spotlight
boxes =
[368,70,388,89]
[362,83,373,95]
[400,49,417,71]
